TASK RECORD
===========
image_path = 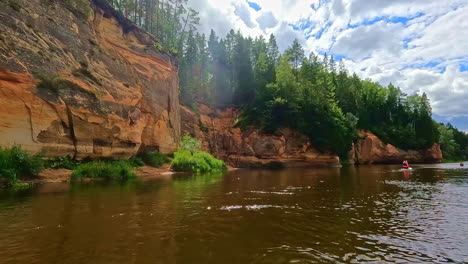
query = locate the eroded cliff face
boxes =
[0,0,180,158]
[350,131,443,164]
[181,104,340,168]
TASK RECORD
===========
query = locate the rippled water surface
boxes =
[1,164,467,263]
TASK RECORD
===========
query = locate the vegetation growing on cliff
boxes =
[45,155,81,170]
[0,146,44,187]
[171,136,227,173]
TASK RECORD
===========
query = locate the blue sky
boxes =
[188,0,468,131]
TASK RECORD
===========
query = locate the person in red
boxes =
[402,160,409,168]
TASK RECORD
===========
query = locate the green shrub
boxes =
[8,0,21,12]
[36,74,77,95]
[0,146,44,187]
[139,152,169,167]
[79,60,89,68]
[65,0,91,18]
[171,136,226,173]
[171,150,193,172]
[179,135,200,152]
[128,157,145,167]
[72,68,102,86]
[71,160,136,181]
[45,155,80,170]
[172,150,226,173]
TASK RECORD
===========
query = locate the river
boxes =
[0,163,467,263]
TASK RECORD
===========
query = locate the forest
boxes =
[105,0,467,160]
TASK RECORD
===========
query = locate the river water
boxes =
[0,164,467,263]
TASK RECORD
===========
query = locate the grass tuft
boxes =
[72,68,102,86]
[139,152,170,168]
[88,39,97,46]
[71,160,136,181]
[128,157,145,167]
[36,74,78,95]
[45,155,80,170]
[8,0,21,12]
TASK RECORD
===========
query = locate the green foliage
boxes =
[36,73,101,99]
[79,60,89,68]
[171,150,227,173]
[72,68,102,86]
[128,157,145,167]
[8,0,21,12]
[0,146,44,187]
[65,0,91,18]
[88,39,97,46]
[179,135,201,153]
[45,155,80,170]
[139,152,169,168]
[438,123,468,161]
[36,74,77,95]
[171,136,226,173]
[71,160,136,181]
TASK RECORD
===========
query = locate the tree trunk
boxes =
[138,0,143,26]
[134,0,138,24]
[155,0,161,37]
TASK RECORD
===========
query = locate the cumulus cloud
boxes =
[332,21,405,60]
[406,6,468,62]
[256,11,278,30]
[272,22,308,52]
[331,0,345,16]
[234,2,257,28]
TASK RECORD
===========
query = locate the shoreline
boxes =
[15,165,240,185]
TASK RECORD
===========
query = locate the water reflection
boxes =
[0,165,467,263]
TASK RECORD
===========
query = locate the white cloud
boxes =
[187,0,468,118]
[256,11,278,30]
[234,2,257,28]
[332,21,405,60]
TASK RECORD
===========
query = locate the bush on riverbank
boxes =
[71,160,136,181]
[45,155,81,170]
[171,136,226,173]
[139,152,170,168]
[0,146,44,187]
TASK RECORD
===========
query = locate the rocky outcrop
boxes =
[350,131,443,164]
[0,0,180,158]
[180,104,340,168]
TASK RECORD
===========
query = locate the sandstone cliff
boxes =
[0,0,180,158]
[180,104,340,168]
[349,131,443,164]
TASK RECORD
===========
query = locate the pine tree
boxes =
[284,39,304,82]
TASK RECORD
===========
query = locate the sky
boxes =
[187,0,468,131]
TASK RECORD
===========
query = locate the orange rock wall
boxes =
[0,0,180,158]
